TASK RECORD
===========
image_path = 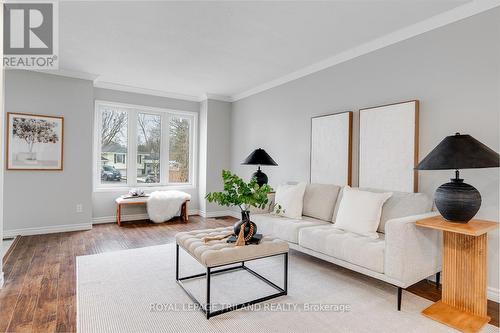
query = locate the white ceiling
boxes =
[58,1,476,100]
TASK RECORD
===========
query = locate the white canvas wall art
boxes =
[7,113,64,170]
[310,111,352,185]
[359,101,419,192]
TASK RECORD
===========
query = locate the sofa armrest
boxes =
[249,192,276,215]
[384,212,442,287]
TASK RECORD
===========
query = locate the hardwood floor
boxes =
[1,216,498,332]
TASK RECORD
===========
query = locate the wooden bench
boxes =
[115,196,189,226]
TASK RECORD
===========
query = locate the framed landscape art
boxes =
[6,113,64,170]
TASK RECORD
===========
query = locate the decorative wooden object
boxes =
[416,216,499,333]
[115,196,189,225]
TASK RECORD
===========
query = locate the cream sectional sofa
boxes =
[252,183,441,310]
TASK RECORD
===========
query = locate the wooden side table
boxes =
[115,196,189,226]
[416,216,498,333]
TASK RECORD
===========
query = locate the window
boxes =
[169,116,191,183]
[114,154,125,164]
[137,113,161,184]
[95,101,196,189]
[100,107,127,185]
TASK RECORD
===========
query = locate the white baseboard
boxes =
[92,209,200,224]
[3,223,93,238]
[198,210,239,218]
[488,286,499,302]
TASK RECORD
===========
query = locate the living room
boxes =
[0,1,499,332]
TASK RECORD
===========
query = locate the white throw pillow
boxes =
[273,183,307,219]
[334,186,392,239]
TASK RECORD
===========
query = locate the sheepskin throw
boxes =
[147,191,191,223]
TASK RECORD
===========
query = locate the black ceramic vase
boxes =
[434,177,481,223]
[234,210,257,240]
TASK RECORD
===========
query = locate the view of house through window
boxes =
[96,102,195,188]
[169,116,191,183]
[100,107,128,185]
[137,113,161,184]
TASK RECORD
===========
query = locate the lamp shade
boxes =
[242,148,278,166]
[416,133,499,170]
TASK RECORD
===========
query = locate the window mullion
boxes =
[128,109,138,187]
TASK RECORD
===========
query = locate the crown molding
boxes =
[28,69,232,103]
[29,68,99,81]
[201,93,233,102]
[93,81,203,102]
[231,0,500,101]
[25,1,499,103]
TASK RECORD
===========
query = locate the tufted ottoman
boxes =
[175,227,289,319]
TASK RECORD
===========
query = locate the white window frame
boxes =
[93,100,197,192]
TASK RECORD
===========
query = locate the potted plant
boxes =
[206,170,278,245]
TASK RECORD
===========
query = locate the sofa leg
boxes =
[436,272,441,289]
[397,287,402,311]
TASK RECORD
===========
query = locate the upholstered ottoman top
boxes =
[176,227,289,268]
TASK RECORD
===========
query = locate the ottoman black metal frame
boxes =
[175,244,288,319]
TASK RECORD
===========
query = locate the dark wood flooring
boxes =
[1,216,498,332]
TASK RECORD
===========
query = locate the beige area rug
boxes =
[77,244,498,333]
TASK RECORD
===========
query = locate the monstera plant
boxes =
[206,170,280,245]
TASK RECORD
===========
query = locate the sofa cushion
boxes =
[302,183,341,221]
[274,183,307,219]
[252,213,329,244]
[299,225,385,273]
[334,186,392,239]
[331,186,345,222]
[360,188,432,233]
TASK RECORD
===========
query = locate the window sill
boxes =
[93,184,196,193]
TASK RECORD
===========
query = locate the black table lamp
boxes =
[242,148,278,186]
[416,133,499,223]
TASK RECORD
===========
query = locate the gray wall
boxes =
[198,99,232,214]
[2,76,202,229]
[198,100,208,213]
[230,9,500,296]
[4,70,94,231]
[92,88,200,220]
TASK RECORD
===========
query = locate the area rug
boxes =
[77,244,497,333]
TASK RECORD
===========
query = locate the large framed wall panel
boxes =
[359,100,419,192]
[310,111,353,185]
